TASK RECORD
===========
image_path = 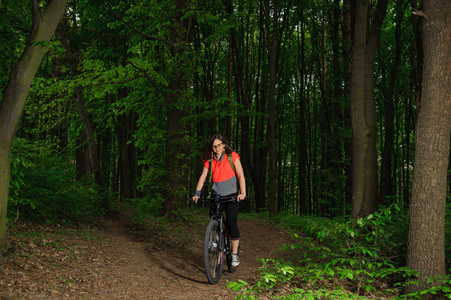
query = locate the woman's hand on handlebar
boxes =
[192,189,202,203]
[237,194,246,201]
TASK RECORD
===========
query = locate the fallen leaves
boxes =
[0,222,112,299]
[1,211,294,299]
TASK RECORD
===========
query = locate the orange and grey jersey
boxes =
[204,152,240,197]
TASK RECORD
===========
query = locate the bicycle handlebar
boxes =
[191,195,247,204]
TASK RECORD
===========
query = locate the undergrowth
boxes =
[8,138,106,225]
[228,205,451,299]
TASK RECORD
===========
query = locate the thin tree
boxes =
[57,16,108,208]
[379,1,404,204]
[406,0,451,296]
[296,5,308,215]
[342,0,353,208]
[0,0,68,253]
[331,0,343,214]
[263,0,279,218]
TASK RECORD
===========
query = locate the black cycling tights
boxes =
[210,201,240,240]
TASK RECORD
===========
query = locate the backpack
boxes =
[208,154,236,185]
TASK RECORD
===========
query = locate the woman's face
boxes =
[212,139,224,155]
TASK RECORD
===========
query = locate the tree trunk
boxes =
[350,0,369,218]
[75,136,86,180]
[227,0,267,213]
[410,0,424,121]
[296,8,307,215]
[277,123,284,212]
[380,1,403,204]
[0,0,68,252]
[115,112,136,200]
[57,17,107,209]
[406,0,424,207]
[342,0,353,209]
[351,0,387,219]
[162,100,189,216]
[318,15,330,216]
[330,0,342,215]
[254,73,268,213]
[161,0,190,217]
[226,40,233,142]
[406,0,451,296]
[263,0,278,219]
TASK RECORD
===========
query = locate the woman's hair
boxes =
[201,133,233,161]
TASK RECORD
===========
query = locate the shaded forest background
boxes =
[2,0,422,217]
[1,0,451,298]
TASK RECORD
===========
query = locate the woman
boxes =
[192,134,246,269]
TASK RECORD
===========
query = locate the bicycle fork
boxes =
[217,217,224,266]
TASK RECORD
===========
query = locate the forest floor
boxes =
[0,208,294,299]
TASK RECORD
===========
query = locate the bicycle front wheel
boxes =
[204,220,223,284]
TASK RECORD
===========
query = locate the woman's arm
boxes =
[193,166,209,203]
[234,158,246,201]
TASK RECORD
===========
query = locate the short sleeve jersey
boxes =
[204,152,240,196]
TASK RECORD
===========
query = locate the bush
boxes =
[229,205,417,299]
[116,195,164,223]
[8,138,105,224]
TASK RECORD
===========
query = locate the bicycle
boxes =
[195,195,241,284]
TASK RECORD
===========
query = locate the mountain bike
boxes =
[198,195,239,284]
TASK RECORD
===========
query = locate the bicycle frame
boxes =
[199,195,237,284]
[208,196,236,252]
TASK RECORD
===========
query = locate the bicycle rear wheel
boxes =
[204,220,223,284]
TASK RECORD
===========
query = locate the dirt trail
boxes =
[1,211,294,299]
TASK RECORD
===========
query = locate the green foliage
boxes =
[0,0,31,94]
[229,205,418,299]
[116,196,164,223]
[8,138,105,224]
[30,39,66,54]
[392,273,451,299]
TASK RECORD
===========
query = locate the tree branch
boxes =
[31,0,39,38]
[92,0,174,48]
[88,28,164,94]
[46,75,148,99]
[412,9,430,22]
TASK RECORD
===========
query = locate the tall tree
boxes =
[406,0,451,296]
[0,0,68,252]
[342,0,353,209]
[379,1,404,204]
[296,4,308,215]
[161,0,192,217]
[331,0,344,214]
[57,15,108,208]
[350,0,387,219]
[263,0,279,218]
